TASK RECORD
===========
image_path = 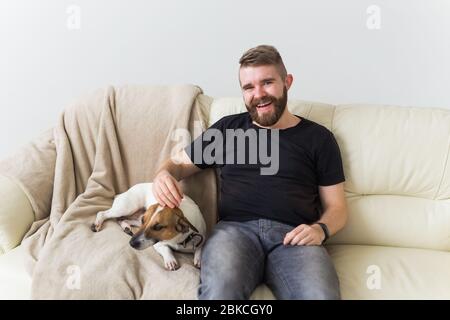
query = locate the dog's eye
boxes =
[153,224,165,231]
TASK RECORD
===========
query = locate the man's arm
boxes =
[152,149,202,208]
[316,182,348,236]
[283,182,348,246]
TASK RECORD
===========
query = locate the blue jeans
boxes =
[198,219,340,300]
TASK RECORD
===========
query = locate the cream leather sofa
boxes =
[1,96,450,299]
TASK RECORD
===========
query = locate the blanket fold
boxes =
[1,85,217,299]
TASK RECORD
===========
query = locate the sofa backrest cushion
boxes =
[202,96,450,251]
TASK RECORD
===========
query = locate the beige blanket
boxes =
[0,85,218,299]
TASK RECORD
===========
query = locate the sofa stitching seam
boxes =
[331,104,336,132]
[307,103,313,118]
[434,130,450,200]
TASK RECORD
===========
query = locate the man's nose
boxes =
[253,85,267,100]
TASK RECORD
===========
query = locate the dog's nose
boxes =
[129,238,141,249]
[129,235,156,250]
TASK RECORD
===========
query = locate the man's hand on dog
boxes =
[283,224,325,246]
[153,169,183,208]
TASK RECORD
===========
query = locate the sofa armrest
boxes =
[0,175,34,255]
[0,127,55,220]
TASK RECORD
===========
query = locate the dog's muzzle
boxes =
[129,234,157,250]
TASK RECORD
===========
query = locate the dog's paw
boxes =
[90,223,102,232]
[194,247,202,269]
[164,258,179,271]
[123,227,134,236]
[194,258,201,269]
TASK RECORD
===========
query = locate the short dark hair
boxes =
[239,45,287,80]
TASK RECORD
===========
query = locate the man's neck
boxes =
[252,110,300,130]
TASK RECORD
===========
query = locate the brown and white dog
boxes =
[91,183,206,271]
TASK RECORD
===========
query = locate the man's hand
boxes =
[283,224,325,246]
[152,169,183,208]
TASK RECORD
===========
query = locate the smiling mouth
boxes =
[255,101,273,113]
[256,101,272,108]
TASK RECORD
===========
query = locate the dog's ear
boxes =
[174,207,199,233]
[175,218,190,233]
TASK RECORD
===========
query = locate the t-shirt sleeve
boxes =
[184,117,226,170]
[315,131,345,186]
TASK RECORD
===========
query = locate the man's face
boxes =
[239,65,289,127]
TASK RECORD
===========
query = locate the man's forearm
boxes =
[156,158,199,181]
[156,159,182,180]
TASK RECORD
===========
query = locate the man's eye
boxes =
[264,81,272,85]
[153,224,165,231]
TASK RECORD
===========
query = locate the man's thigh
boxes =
[199,220,264,299]
[265,244,340,300]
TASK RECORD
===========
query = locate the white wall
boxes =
[1,0,450,158]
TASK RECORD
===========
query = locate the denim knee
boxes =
[198,220,264,300]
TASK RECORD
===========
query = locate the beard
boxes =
[245,86,288,127]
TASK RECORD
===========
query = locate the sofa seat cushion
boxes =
[0,244,276,300]
[0,245,31,299]
[250,284,275,300]
[2,243,449,300]
[327,244,450,299]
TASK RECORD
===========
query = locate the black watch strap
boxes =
[316,223,330,244]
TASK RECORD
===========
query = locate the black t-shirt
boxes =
[184,112,345,227]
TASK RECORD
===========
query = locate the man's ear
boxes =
[285,74,293,90]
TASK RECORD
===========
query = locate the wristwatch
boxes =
[316,223,330,244]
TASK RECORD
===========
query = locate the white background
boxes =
[1,0,450,158]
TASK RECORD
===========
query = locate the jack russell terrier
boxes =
[91,183,206,271]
